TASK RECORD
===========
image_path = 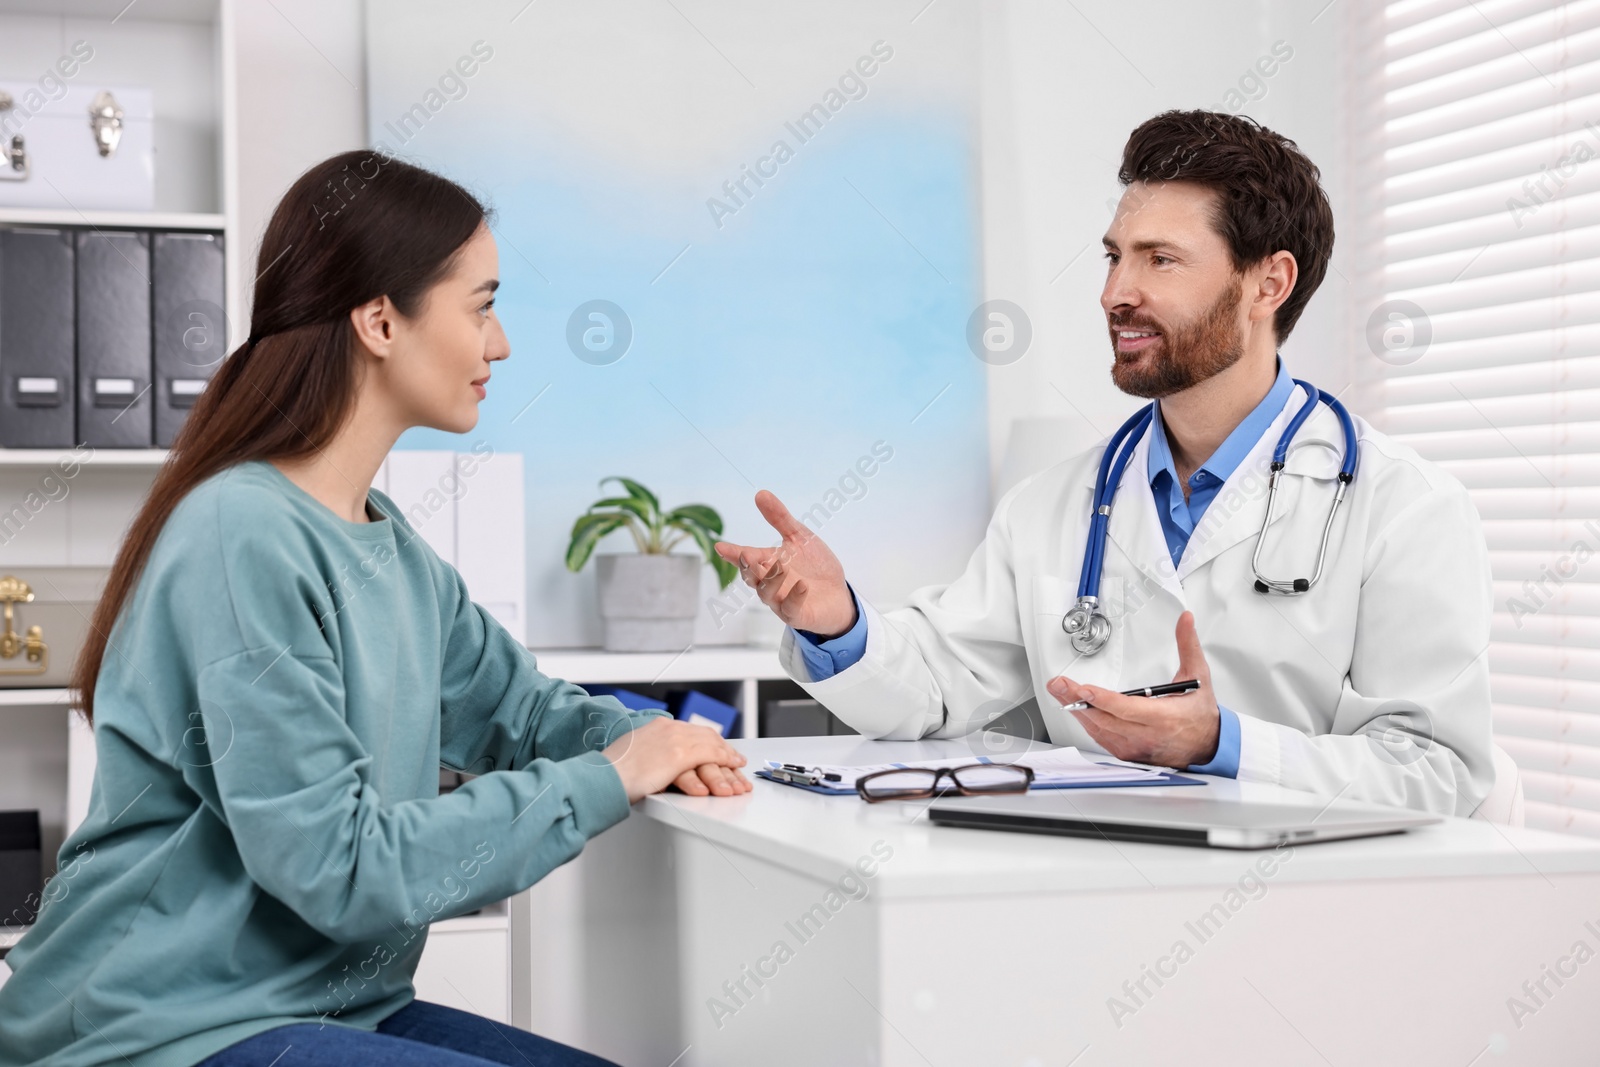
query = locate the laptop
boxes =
[927,791,1440,849]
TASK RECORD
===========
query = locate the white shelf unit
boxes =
[0,0,246,338]
[530,645,788,739]
[0,447,167,467]
[0,209,226,231]
[0,0,234,862]
[0,688,71,706]
[0,0,239,994]
[0,0,238,874]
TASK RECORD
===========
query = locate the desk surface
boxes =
[640,736,1600,898]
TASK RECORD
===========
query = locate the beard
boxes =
[1108,282,1246,399]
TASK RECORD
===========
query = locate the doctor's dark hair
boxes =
[71,150,490,725]
[1118,110,1334,342]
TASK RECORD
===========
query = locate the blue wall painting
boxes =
[366,0,989,647]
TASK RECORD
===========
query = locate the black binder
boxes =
[76,231,152,448]
[152,231,226,448]
[0,228,76,449]
[0,810,40,933]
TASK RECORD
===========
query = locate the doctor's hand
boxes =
[601,718,751,803]
[1045,612,1221,770]
[713,490,857,638]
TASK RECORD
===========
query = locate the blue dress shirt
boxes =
[793,362,1297,778]
[1147,362,1295,571]
[1148,362,1293,776]
[794,584,869,680]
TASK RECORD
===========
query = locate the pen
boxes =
[769,765,843,785]
[1059,678,1200,712]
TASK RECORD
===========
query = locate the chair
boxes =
[1470,743,1525,826]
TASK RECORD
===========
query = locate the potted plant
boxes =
[565,477,737,652]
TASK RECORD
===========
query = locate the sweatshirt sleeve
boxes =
[430,552,667,775]
[196,644,633,944]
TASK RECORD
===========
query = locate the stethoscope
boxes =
[1061,379,1359,656]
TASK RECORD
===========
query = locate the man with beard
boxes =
[715,110,1497,816]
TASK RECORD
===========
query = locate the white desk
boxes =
[520,737,1600,1067]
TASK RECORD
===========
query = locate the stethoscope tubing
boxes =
[1078,405,1153,602]
[1066,379,1359,653]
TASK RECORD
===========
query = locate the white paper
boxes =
[764,747,1164,791]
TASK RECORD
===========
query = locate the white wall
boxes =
[231,0,367,333]
[977,0,1350,499]
[222,0,1354,621]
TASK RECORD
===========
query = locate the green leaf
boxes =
[600,477,660,519]
[711,552,737,590]
[672,520,738,589]
[590,496,653,526]
[565,513,629,572]
[664,504,723,536]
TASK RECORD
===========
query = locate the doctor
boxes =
[715,109,1497,816]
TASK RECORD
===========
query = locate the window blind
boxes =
[1353,0,1600,836]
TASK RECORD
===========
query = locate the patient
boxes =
[0,150,749,1067]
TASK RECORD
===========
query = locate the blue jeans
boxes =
[194,1000,619,1067]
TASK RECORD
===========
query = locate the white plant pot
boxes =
[595,553,703,652]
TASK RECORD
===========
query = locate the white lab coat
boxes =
[781,385,1497,816]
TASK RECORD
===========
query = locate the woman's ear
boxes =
[350,296,397,357]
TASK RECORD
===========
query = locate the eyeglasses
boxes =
[855,762,1034,802]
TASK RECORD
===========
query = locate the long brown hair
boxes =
[72,150,488,723]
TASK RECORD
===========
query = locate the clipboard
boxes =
[756,764,1207,796]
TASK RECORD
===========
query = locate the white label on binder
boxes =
[18,377,58,394]
[94,378,136,395]
[170,379,206,396]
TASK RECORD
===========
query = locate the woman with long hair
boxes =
[0,150,750,1067]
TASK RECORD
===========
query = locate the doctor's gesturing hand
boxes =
[712,490,858,638]
[1046,611,1222,769]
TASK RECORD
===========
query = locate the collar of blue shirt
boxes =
[1146,358,1296,566]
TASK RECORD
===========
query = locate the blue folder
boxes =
[585,686,668,712]
[672,690,740,737]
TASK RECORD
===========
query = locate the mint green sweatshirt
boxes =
[0,460,661,1067]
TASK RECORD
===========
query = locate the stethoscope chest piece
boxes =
[1062,595,1112,655]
